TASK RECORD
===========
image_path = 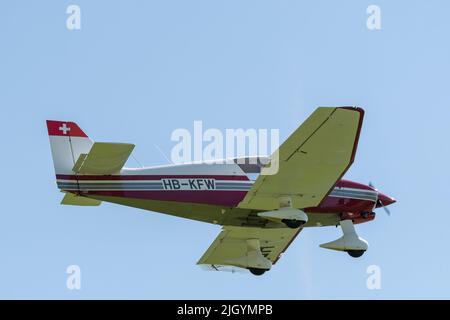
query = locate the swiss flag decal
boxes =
[46,120,88,137]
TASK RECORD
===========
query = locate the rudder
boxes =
[46,120,94,175]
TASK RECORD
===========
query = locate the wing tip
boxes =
[315,106,365,208]
[338,106,365,117]
[339,106,364,160]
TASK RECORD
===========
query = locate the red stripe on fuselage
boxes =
[305,197,375,213]
[59,175,376,210]
[56,174,250,181]
[335,179,373,190]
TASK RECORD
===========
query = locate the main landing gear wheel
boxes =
[346,250,365,258]
[248,268,269,276]
[282,219,306,229]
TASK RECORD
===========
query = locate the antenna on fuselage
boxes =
[154,143,174,164]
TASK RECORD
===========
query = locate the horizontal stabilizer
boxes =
[72,142,135,175]
[61,192,101,206]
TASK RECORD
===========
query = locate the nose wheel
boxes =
[320,220,369,257]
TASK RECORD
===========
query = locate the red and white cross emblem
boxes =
[59,123,71,135]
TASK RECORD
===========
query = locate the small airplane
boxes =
[46,107,395,276]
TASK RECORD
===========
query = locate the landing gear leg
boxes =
[263,196,308,229]
[320,219,368,257]
[245,239,272,276]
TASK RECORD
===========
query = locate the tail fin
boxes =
[46,120,94,175]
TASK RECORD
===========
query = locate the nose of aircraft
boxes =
[377,192,396,207]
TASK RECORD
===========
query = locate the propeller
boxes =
[369,182,391,216]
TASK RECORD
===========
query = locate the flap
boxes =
[197,226,300,271]
[72,142,135,175]
[238,107,364,210]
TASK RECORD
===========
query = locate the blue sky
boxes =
[1,1,449,299]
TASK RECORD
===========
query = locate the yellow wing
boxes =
[238,107,364,210]
[197,226,300,271]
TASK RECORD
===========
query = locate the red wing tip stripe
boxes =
[338,106,365,114]
[46,120,88,137]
